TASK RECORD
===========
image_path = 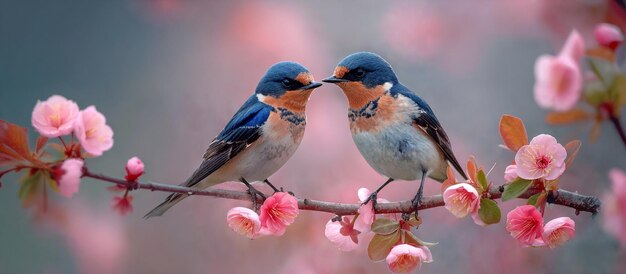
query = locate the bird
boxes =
[322,52,467,213]
[144,61,322,218]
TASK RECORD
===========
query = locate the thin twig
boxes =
[82,171,601,216]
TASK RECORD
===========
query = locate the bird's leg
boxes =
[241,178,266,210]
[264,179,292,195]
[362,178,395,211]
[411,170,427,217]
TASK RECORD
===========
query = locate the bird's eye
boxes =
[281,79,292,88]
[355,68,366,78]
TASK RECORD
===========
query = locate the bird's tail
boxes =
[143,192,188,219]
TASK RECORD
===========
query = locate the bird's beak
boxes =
[300,81,323,90]
[322,76,349,83]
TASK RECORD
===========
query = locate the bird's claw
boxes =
[362,192,379,211]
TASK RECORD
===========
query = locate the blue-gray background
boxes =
[1,0,625,273]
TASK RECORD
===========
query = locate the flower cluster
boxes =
[322,188,433,273]
[535,23,626,145]
[506,205,575,248]
[226,192,299,239]
[499,115,579,247]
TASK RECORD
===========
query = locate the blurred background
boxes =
[1,0,626,273]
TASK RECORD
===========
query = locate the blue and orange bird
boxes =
[323,52,467,212]
[144,62,322,218]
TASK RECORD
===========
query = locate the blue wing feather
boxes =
[184,94,273,187]
[390,84,467,180]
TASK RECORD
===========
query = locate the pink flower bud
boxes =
[125,156,144,181]
[354,187,375,232]
[226,207,261,239]
[515,134,567,180]
[443,183,480,218]
[74,106,113,157]
[506,205,544,246]
[386,244,433,273]
[259,192,299,236]
[57,158,84,197]
[595,23,624,50]
[504,164,518,182]
[543,217,575,248]
[31,95,80,138]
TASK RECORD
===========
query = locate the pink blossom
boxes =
[560,30,585,61]
[354,188,376,232]
[506,205,544,246]
[74,106,114,156]
[125,156,145,181]
[514,134,567,180]
[57,158,84,197]
[602,169,626,247]
[386,244,433,273]
[112,195,133,215]
[504,164,518,182]
[443,183,480,218]
[543,217,575,248]
[534,55,582,111]
[324,217,360,252]
[534,30,584,111]
[227,207,262,239]
[31,95,80,138]
[259,192,299,236]
[595,23,624,50]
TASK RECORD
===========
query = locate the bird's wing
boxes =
[396,89,468,180]
[183,95,273,188]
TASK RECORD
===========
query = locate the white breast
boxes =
[351,95,444,181]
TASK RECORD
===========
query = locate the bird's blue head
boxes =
[255,61,322,97]
[322,52,398,88]
[322,52,398,109]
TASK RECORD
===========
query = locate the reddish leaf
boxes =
[586,47,615,62]
[466,157,478,185]
[36,136,48,153]
[371,218,400,235]
[441,166,457,192]
[0,120,35,163]
[564,140,581,167]
[499,115,528,152]
[545,109,591,125]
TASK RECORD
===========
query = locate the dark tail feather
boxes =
[143,193,188,219]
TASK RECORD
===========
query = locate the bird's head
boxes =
[255,62,321,111]
[323,52,398,109]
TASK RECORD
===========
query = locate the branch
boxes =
[83,171,601,216]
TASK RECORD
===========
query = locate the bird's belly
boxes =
[352,123,444,181]
[213,124,305,183]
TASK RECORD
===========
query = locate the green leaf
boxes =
[609,74,626,107]
[368,231,401,261]
[18,170,43,200]
[501,178,533,201]
[476,170,488,191]
[478,198,501,225]
[404,230,438,247]
[527,193,541,206]
[587,56,616,87]
[371,218,400,235]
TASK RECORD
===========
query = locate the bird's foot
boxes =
[362,192,379,212]
[410,193,422,218]
[247,186,266,211]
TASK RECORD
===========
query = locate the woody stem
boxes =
[82,170,601,216]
